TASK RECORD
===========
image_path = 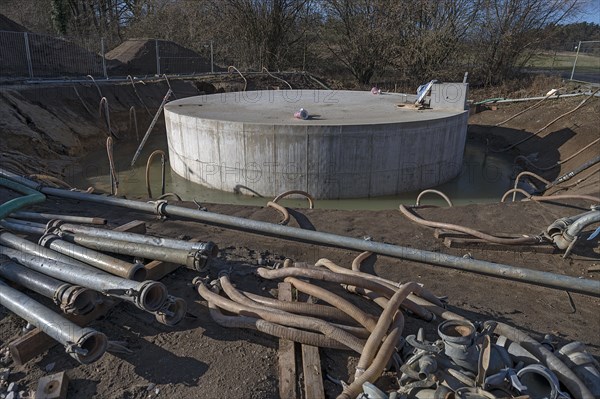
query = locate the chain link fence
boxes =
[0,31,215,80]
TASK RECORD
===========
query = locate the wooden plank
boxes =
[443,237,556,253]
[9,299,116,365]
[143,237,202,280]
[301,345,324,399]
[278,282,297,399]
[113,220,146,234]
[7,220,144,365]
[300,293,325,399]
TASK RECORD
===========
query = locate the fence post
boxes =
[210,40,214,74]
[23,32,33,79]
[101,38,108,79]
[570,40,581,81]
[155,39,161,75]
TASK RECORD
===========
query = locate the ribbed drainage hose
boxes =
[266,201,290,225]
[208,302,347,349]
[284,276,378,332]
[273,190,315,209]
[106,136,118,196]
[500,189,600,204]
[241,288,357,324]
[399,204,543,245]
[218,273,355,324]
[129,106,140,142]
[127,75,152,117]
[228,66,247,91]
[194,278,364,353]
[261,67,293,89]
[415,189,453,207]
[512,171,550,202]
[339,313,404,399]
[495,89,599,153]
[146,150,166,199]
[515,137,600,171]
[355,282,420,377]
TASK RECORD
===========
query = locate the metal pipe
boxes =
[10,211,106,225]
[40,234,147,281]
[0,219,46,235]
[1,169,598,297]
[63,233,210,272]
[0,246,167,312]
[0,255,98,315]
[0,177,46,220]
[51,221,217,257]
[0,230,103,273]
[0,276,107,364]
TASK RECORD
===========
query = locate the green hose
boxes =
[473,97,505,105]
[0,177,45,220]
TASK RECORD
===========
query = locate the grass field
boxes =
[527,51,600,71]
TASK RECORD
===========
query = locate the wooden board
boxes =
[278,282,297,399]
[300,294,325,399]
[301,345,324,399]
[143,237,202,280]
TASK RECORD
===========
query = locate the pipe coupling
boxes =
[154,296,187,326]
[54,284,99,315]
[67,328,109,364]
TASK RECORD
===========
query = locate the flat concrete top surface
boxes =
[165,90,464,126]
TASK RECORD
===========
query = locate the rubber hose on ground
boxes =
[356,282,419,376]
[208,302,348,349]
[338,313,404,399]
[194,279,364,353]
[399,204,541,245]
[284,277,378,331]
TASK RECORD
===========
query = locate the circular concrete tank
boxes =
[164,90,468,199]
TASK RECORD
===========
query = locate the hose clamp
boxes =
[152,199,169,219]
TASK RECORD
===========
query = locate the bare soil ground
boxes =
[0,74,599,398]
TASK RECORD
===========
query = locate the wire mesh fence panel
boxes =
[157,40,215,75]
[0,31,29,78]
[27,33,105,78]
[570,40,600,83]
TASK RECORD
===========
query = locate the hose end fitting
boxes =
[68,329,108,364]
[154,296,187,326]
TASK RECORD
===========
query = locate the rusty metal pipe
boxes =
[0,255,98,315]
[0,274,107,364]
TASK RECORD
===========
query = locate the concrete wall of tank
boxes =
[164,111,469,199]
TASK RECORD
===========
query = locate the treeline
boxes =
[1,0,595,86]
[540,22,600,53]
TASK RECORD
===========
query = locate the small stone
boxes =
[5,391,16,399]
[146,383,156,392]
[0,368,10,381]
[7,383,16,392]
[45,362,55,372]
[154,387,159,395]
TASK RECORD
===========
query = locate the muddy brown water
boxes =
[68,133,516,210]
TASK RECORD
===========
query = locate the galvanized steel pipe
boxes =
[0,246,167,312]
[51,221,217,257]
[0,255,98,315]
[40,233,147,281]
[1,169,598,297]
[63,233,211,272]
[0,275,107,364]
[10,211,106,225]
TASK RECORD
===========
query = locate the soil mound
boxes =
[0,13,28,32]
[106,39,217,75]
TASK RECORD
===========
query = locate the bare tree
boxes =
[472,0,582,85]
